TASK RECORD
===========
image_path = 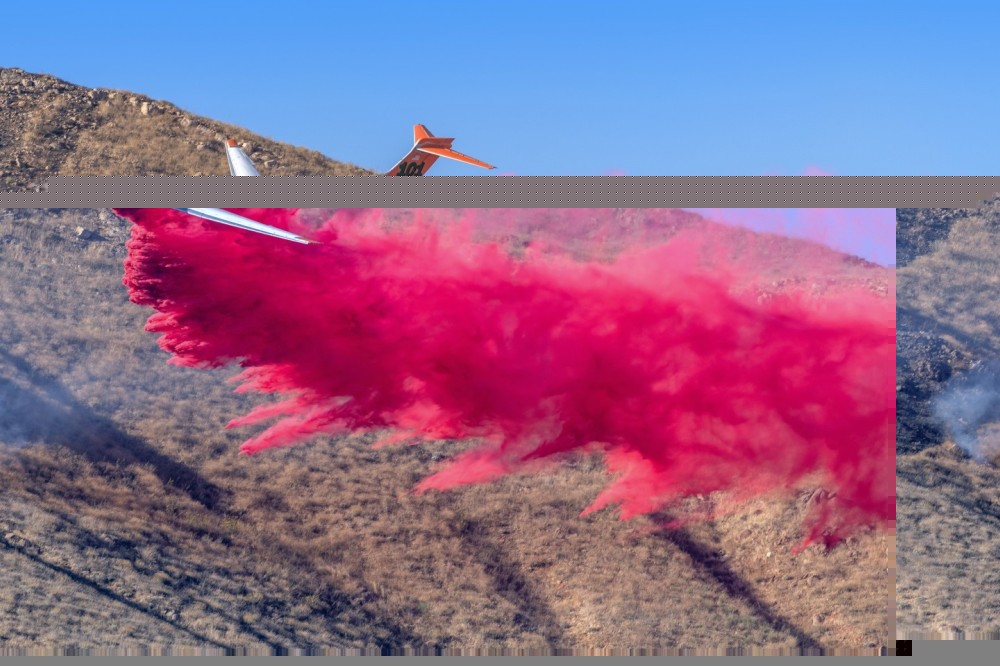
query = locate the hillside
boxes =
[0,207,891,654]
[896,198,1000,637]
[0,67,374,191]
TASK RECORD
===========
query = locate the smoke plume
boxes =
[116,207,894,549]
[933,361,1000,461]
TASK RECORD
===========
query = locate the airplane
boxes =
[175,124,494,245]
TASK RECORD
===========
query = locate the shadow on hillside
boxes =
[897,453,1000,527]
[0,348,224,510]
[0,349,435,651]
[0,530,234,650]
[453,517,565,651]
[648,512,822,651]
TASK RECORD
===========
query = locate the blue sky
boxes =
[5,1,963,263]
[2,0,995,181]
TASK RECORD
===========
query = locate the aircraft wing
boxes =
[175,208,318,245]
[175,126,490,243]
[173,141,318,244]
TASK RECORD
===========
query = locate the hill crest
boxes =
[0,67,374,191]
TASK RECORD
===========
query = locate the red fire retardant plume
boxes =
[117,208,894,550]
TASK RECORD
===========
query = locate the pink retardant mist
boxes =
[116,207,894,551]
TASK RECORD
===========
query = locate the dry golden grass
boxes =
[0,209,889,652]
[896,202,1000,638]
[897,444,1000,637]
[898,209,1000,357]
[0,68,373,191]
[62,98,372,177]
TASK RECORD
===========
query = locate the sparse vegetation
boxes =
[0,67,374,191]
[897,199,1000,637]
[0,209,889,653]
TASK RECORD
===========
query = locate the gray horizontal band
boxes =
[1,176,996,207]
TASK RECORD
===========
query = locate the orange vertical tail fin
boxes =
[386,125,495,175]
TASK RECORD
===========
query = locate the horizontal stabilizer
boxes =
[386,124,494,175]
[417,146,495,170]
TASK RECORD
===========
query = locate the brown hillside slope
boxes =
[0,208,890,653]
[0,68,374,191]
[896,199,1000,637]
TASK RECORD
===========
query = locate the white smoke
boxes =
[932,360,1000,461]
[0,376,32,447]
[0,350,78,451]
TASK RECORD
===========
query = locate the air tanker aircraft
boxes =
[176,124,494,245]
